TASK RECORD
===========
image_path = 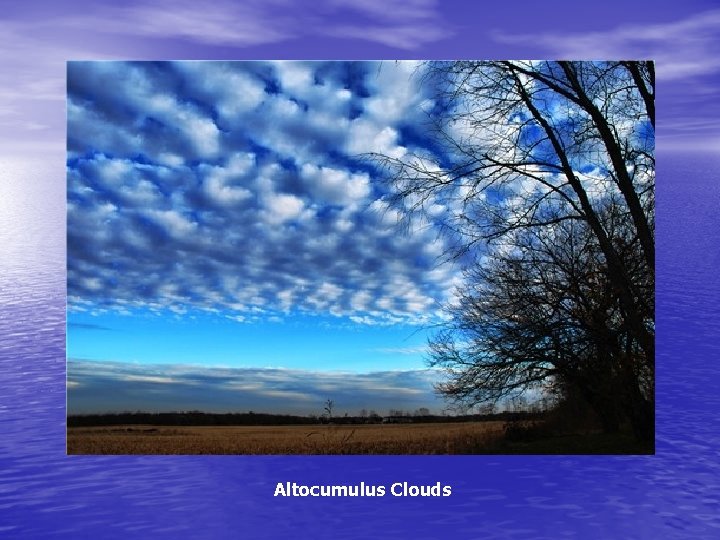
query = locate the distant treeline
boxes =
[67,410,545,427]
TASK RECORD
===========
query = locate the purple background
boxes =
[1,1,719,537]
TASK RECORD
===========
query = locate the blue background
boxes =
[1,2,719,538]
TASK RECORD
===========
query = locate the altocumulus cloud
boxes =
[67,61,460,325]
[67,359,445,415]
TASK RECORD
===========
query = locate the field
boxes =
[67,421,507,455]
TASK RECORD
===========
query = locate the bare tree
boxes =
[323,399,334,423]
[370,61,654,441]
[430,204,652,438]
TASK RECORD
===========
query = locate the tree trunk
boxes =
[559,62,655,275]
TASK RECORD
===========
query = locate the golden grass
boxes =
[67,421,507,455]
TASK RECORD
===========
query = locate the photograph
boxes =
[67,60,654,455]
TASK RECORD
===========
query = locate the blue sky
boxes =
[69,310,431,373]
[67,61,461,414]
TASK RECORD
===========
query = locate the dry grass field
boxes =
[67,421,507,455]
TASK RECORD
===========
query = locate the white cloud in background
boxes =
[67,358,446,415]
[67,61,457,325]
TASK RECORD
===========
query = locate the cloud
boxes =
[56,0,452,50]
[299,164,371,206]
[326,23,449,50]
[327,0,439,22]
[493,10,720,81]
[372,346,428,355]
[79,1,294,47]
[324,0,452,49]
[67,61,458,325]
[67,359,446,415]
[67,322,114,331]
